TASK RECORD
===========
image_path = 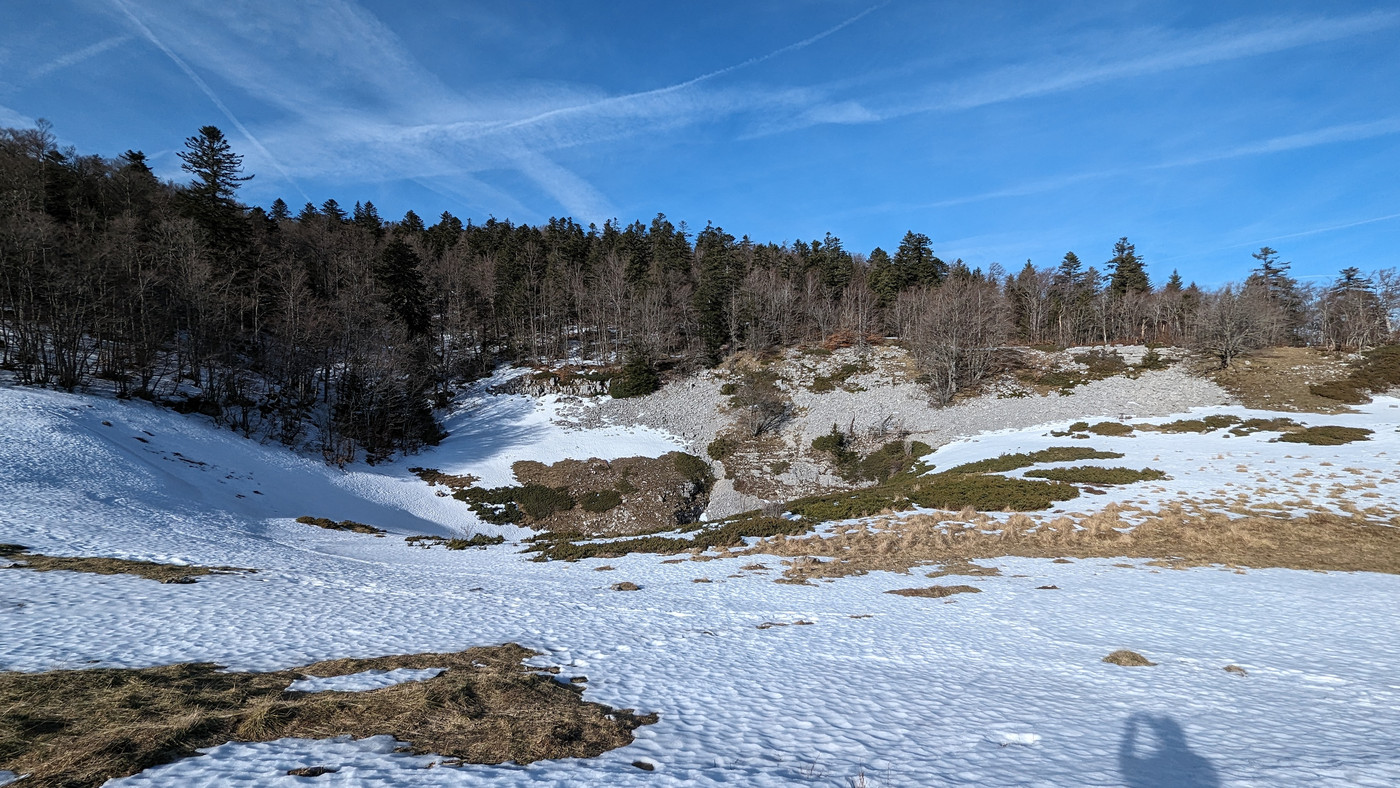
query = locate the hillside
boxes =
[3,353,1399,786]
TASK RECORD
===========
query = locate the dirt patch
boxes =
[1224,664,1249,676]
[610,581,640,591]
[1103,649,1156,666]
[1210,347,1359,412]
[886,584,982,599]
[0,643,655,788]
[0,544,249,584]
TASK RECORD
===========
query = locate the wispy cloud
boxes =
[29,35,131,80]
[110,0,309,201]
[858,117,1400,215]
[930,11,1399,113]
[0,104,36,129]
[103,0,879,221]
[758,10,1400,137]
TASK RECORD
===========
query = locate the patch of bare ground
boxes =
[1103,650,1156,667]
[0,544,249,584]
[0,644,655,788]
[1208,347,1358,412]
[509,454,710,536]
[741,503,1400,582]
[886,584,982,599]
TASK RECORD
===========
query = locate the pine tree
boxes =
[893,231,945,288]
[176,125,252,249]
[397,209,426,235]
[376,239,429,336]
[866,247,898,305]
[296,202,319,222]
[268,198,290,222]
[320,198,346,223]
[1107,237,1149,295]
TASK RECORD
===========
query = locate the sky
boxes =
[1,0,1398,286]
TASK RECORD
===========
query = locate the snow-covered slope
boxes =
[2,382,1398,786]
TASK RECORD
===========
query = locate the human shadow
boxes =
[1118,714,1220,788]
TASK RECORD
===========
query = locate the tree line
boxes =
[2,124,1396,460]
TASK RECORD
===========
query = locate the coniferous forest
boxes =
[3,123,1397,462]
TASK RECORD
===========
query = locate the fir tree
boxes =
[1107,237,1149,295]
[268,198,290,222]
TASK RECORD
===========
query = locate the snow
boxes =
[287,668,446,693]
[2,381,1399,786]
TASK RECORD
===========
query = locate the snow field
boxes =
[1,382,1398,785]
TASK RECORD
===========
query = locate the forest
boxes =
[2,123,1397,462]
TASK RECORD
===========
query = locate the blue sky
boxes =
[2,0,1398,285]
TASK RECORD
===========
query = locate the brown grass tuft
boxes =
[0,644,655,788]
[886,584,982,599]
[0,545,249,584]
[1103,650,1156,666]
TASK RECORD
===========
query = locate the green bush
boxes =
[810,363,865,393]
[1309,380,1367,404]
[1309,346,1400,404]
[946,447,1123,474]
[719,382,738,396]
[1087,421,1134,436]
[609,355,660,399]
[706,436,736,461]
[453,484,573,523]
[1024,466,1166,485]
[673,452,713,486]
[445,534,505,549]
[528,510,809,561]
[811,425,858,469]
[1276,426,1373,445]
[580,490,623,513]
[909,474,1079,511]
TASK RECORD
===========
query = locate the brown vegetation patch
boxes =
[504,453,712,536]
[408,467,479,491]
[0,644,656,788]
[886,584,982,599]
[1103,650,1156,667]
[0,544,248,584]
[745,503,1400,582]
[926,560,1001,579]
[287,766,338,777]
[1224,664,1249,676]
[295,516,385,535]
[610,581,640,591]
[1209,347,1358,413]
[1275,426,1373,445]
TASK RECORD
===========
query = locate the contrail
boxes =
[478,2,889,136]
[110,0,310,202]
[30,35,132,79]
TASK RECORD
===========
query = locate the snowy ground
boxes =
[2,380,1399,786]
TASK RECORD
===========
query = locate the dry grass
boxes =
[744,503,1400,582]
[0,545,249,585]
[0,644,655,788]
[1103,650,1156,667]
[407,467,479,491]
[1209,347,1358,413]
[295,516,385,535]
[886,584,982,599]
